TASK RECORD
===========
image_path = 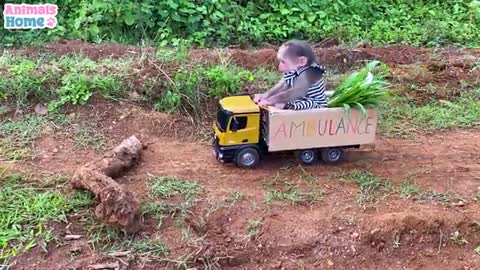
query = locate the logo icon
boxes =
[3,3,58,29]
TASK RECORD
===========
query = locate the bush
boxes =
[1,0,479,47]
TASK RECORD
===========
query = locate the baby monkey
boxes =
[254,40,327,110]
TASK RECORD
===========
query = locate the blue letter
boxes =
[37,17,45,27]
[15,17,24,27]
[5,16,15,28]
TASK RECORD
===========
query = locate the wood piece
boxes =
[87,262,120,270]
[64,235,83,241]
[71,135,143,233]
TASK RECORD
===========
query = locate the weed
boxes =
[393,234,401,249]
[398,180,420,199]
[336,170,393,205]
[149,176,202,200]
[415,191,464,204]
[225,191,245,207]
[73,126,106,152]
[0,173,92,264]
[246,219,263,240]
[264,189,323,205]
[380,92,480,138]
[81,213,127,252]
[0,115,47,160]
[449,231,468,246]
[129,239,169,258]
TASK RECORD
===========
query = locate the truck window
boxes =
[230,116,247,131]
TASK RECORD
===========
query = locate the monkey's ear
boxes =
[298,56,308,66]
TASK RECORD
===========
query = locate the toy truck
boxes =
[212,95,378,168]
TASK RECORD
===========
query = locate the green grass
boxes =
[0,115,47,160]
[415,191,465,204]
[149,176,202,200]
[262,168,324,205]
[398,180,420,199]
[245,219,263,241]
[73,125,107,152]
[129,239,169,258]
[264,189,323,205]
[336,170,393,205]
[0,173,94,264]
[0,114,71,160]
[379,91,480,137]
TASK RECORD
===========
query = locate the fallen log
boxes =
[71,135,143,233]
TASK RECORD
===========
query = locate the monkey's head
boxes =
[277,39,318,73]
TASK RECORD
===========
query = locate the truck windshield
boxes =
[216,108,230,132]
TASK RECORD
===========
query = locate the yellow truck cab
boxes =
[213,95,378,169]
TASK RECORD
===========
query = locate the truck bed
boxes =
[263,106,379,152]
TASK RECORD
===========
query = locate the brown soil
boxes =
[3,41,480,270]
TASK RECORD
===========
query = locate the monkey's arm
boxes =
[264,75,311,104]
[261,79,288,100]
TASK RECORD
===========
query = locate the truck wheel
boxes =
[235,148,260,169]
[296,149,317,165]
[321,147,344,164]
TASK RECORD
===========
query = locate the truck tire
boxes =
[235,147,260,169]
[320,147,344,164]
[296,149,317,165]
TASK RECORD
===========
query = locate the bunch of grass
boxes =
[327,60,390,116]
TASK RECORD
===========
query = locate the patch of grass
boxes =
[263,167,323,205]
[415,191,464,204]
[398,180,420,199]
[0,115,47,160]
[0,173,93,264]
[449,231,468,246]
[245,219,263,241]
[81,214,127,252]
[73,126,106,152]
[141,201,195,227]
[0,114,71,160]
[149,176,202,200]
[264,189,323,205]
[380,91,480,137]
[129,239,169,258]
[336,170,393,205]
[225,191,245,207]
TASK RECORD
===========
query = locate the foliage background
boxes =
[1,0,480,48]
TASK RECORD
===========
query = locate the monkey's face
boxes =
[277,46,308,73]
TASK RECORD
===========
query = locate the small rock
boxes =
[370,228,381,235]
[35,103,48,115]
[351,232,360,239]
[452,201,466,207]
[257,244,263,248]
[52,148,59,153]
[327,259,334,266]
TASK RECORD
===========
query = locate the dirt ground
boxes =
[3,40,480,270]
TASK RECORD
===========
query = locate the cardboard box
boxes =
[264,107,379,152]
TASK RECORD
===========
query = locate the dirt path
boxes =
[5,120,480,269]
[3,40,480,269]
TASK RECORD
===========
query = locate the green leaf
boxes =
[123,13,136,26]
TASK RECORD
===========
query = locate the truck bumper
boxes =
[213,137,237,164]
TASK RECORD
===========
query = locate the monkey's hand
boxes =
[253,94,263,103]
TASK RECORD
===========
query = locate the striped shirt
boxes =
[283,63,327,110]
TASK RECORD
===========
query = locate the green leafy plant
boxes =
[328,61,390,117]
[48,74,93,111]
